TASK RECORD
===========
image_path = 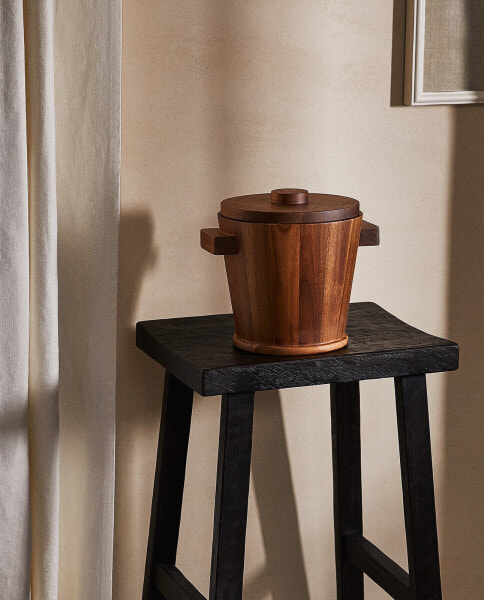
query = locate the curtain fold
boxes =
[55,1,121,597]
[0,1,121,598]
[0,2,31,594]
[24,1,60,598]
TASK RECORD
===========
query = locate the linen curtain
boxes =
[0,1,121,598]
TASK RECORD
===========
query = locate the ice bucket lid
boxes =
[220,188,360,224]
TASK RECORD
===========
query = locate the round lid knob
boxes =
[271,188,309,205]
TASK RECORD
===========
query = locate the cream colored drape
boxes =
[0,1,121,598]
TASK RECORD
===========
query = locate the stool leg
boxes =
[331,381,364,600]
[395,375,442,600]
[142,372,193,600]
[209,392,255,600]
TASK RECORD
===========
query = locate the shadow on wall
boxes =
[115,0,313,594]
[390,0,484,594]
[440,4,484,590]
[246,390,311,600]
[390,0,406,107]
[440,3,484,596]
[440,105,484,598]
[113,209,312,600]
[391,1,484,595]
[113,209,163,599]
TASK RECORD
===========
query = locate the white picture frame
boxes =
[404,0,484,106]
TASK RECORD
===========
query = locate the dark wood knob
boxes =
[271,188,309,205]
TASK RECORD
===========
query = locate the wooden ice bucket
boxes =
[201,188,379,355]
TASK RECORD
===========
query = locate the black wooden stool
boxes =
[137,302,458,600]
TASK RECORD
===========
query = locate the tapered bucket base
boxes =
[233,333,349,356]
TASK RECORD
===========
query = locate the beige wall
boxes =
[116,1,484,599]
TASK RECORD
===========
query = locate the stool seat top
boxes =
[136,303,458,396]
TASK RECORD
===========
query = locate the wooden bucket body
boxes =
[218,213,362,355]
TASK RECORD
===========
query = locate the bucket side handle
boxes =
[359,221,379,246]
[200,228,238,255]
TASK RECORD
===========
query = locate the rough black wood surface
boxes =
[143,374,193,600]
[331,382,364,600]
[345,534,411,600]
[154,564,206,600]
[209,393,254,600]
[136,303,459,396]
[395,375,442,600]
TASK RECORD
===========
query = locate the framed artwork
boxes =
[404,0,484,105]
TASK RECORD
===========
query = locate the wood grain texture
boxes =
[220,193,360,224]
[200,228,238,255]
[218,213,362,355]
[270,188,309,205]
[136,303,459,396]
